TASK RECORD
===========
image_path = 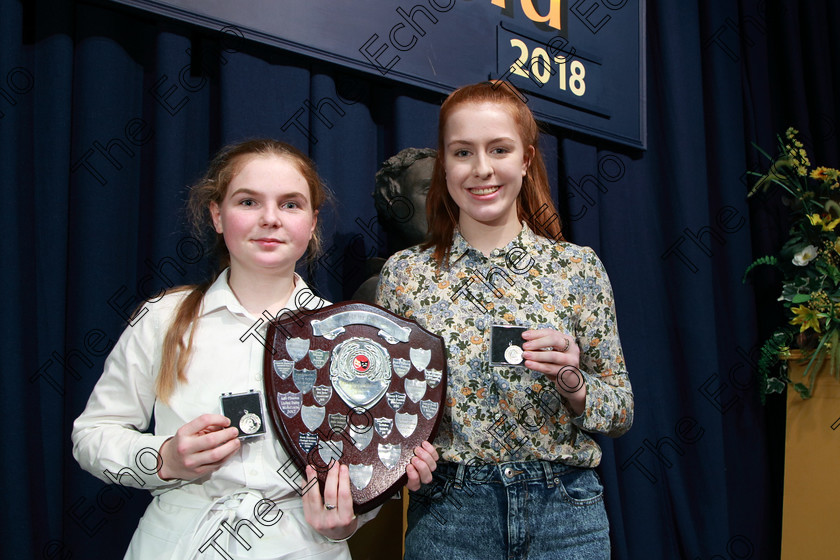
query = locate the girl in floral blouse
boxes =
[376,82,633,559]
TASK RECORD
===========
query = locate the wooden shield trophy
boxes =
[263,301,447,513]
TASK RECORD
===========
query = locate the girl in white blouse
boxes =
[72,140,438,559]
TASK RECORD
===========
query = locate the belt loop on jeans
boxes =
[542,461,557,488]
[453,462,466,489]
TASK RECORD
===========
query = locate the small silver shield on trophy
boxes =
[286,337,311,363]
[349,463,374,490]
[277,391,302,418]
[410,347,431,372]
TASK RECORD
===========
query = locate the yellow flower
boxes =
[790,305,822,333]
[810,291,830,313]
[784,132,811,172]
[807,213,840,231]
[811,167,840,182]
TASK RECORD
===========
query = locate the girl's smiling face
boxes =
[443,102,533,231]
[210,155,317,277]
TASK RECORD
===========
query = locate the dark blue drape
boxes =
[4,0,838,557]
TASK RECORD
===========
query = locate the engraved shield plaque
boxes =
[264,301,447,514]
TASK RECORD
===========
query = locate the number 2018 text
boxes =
[509,38,586,96]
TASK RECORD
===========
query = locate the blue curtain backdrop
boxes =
[3,0,838,557]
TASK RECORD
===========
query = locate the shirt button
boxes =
[554,477,560,484]
[504,467,514,478]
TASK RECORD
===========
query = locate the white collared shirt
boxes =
[72,270,365,558]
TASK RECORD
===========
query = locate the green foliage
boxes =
[742,255,779,283]
[756,332,790,403]
[746,128,840,400]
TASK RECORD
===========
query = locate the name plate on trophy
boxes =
[263,301,447,513]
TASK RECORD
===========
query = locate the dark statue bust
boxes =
[353,147,437,302]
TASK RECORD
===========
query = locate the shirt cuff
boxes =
[327,504,383,542]
[568,370,594,428]
[128,434,185,488]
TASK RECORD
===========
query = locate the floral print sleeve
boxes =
[376,260,406,317]
[570,247,633,437]
[375,225,633,467]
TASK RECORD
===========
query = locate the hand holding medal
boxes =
[521,328,587,416]
[490,325,586,416]
[157,414,242,481]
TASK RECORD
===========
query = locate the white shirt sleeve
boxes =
[71,295,184,490]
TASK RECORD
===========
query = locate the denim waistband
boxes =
[435,460,581,489]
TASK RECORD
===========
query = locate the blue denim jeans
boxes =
[404,461,609,560]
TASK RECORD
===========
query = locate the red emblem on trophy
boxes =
[353,354,370,373]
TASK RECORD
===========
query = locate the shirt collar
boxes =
[201,268,324,318]
[449,228,472,263]
[449,222,538,263]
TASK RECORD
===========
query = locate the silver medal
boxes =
[239,410,261,435]
[504,344,523,365]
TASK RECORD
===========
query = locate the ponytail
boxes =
[155,281,211,403]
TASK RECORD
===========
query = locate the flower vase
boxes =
[780,353,840,559]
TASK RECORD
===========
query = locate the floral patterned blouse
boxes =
[376,224,633,467]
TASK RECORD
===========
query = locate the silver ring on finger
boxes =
[324,503,336,511]
[560,338,570,352]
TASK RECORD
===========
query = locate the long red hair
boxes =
[422,81,563,266]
